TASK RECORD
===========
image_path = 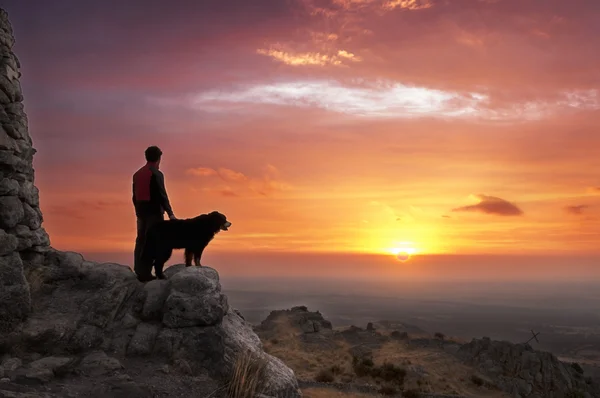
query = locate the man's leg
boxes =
[146,214,164,277]
[133,217,147,277]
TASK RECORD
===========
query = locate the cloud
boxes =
[452,194,524,216]
[256,47,362,66]
[564,204,589,215]
[186,164,292,197]
[163,80,599,121]
[587,187,600,194]
[186,167,218,177]
[383,0,433,10]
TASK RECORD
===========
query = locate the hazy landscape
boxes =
[85,250,600,371]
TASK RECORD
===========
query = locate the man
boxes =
[132,146,177,282]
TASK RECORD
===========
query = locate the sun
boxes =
[387,244,418,261]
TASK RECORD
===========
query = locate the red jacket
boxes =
[132,162,174,217]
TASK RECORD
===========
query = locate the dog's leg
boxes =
[193,245,206,267]
[153,249,172,279]
[184,249,193,267]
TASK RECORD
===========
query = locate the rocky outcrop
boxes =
[2,250,300,396]
[457,337,598,398]
[0,7,50,335]
[255,306,333,338]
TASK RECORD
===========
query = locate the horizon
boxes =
[3,0,600,281]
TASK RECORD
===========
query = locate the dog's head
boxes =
[206,211,232,232]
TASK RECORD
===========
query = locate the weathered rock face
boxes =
[0,7,50,335]
[1,250,300,397]
[457,337,598,398]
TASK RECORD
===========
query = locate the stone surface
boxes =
[0,195,23,229]
[162,267,228,328]
[79,351,124,376]
[0,5,48,338]
[457,337,596,398]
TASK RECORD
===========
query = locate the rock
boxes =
[127,323,160,356]
[21,203,40,230]
[0,229,18,256]
[162,267,228,328]
[120,313,140,329]
[141,279,169,321]
[457,338,596,397]
[28,356,72,372]
[0,177,18,195]
[172,358,192,375]
[0,252,27,286]
[255,305,333,339]
[17,181,38,207]
[80,351,123,376]
[0,195,23,229]
[14,368,54,385]
[13,356,73,385]
[1,357,22,372]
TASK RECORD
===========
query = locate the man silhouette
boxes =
[132,146,176,282]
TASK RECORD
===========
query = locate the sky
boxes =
[3,0,600,278]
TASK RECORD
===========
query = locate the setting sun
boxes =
[388,243,418,261]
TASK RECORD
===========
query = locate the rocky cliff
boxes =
[0,8,300,397]
[0,7,50,335]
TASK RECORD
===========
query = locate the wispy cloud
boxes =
[256,48,361,66]
[186,165,292,197]
[155,80,600,121]
[452,194,524,216]
[564,204,589,215]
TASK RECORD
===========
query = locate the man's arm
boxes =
[154,170,175,219]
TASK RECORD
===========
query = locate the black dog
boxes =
[139,211,232,281]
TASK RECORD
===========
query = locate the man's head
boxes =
[145,146,163,163]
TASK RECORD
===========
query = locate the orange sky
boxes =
[5,0,600,264]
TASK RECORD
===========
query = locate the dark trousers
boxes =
[134,213,163,277]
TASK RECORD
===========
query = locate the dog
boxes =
[140,211,232,280]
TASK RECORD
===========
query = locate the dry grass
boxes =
[261,320,355,381]
[226,350,268,398]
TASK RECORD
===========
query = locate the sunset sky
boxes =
[4,0,600,274]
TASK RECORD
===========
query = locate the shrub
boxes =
[269,338,279,345]
[330,364,343,375]
[352,355,375,377]
[226,350,268,398]
[374,362,406,385]
[314,369,335,383]
[434,332,445,340]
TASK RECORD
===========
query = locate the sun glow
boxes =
[387,243,418,261]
